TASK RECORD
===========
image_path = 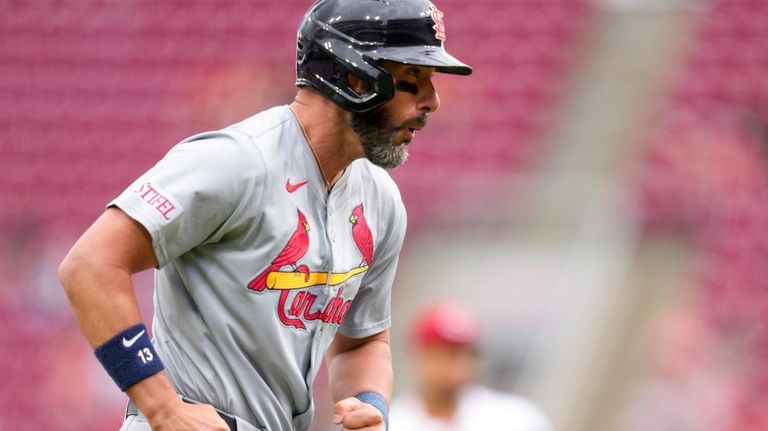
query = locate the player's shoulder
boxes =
[225,105,294,140]
[351,160,406,233]
[352,160,404,207]
[463,385,553,430]
[352,161,407,247]
[465,385,533,408]
[170,105,293,170]
[390,392,418,410]
[389,393,427,424]
[174,106,292,154]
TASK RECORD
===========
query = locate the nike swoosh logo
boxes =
[122,329,146,348]
[286,179,308,193]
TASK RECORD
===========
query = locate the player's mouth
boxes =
[396,116,426,145]
[398,127,418,145]
[407,122,425,137]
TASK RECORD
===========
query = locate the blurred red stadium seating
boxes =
[0,0,593,234]
[636,1,768,428]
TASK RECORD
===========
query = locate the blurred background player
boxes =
[390,300,552,431]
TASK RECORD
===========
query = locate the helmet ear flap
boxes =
[299,36,394,113]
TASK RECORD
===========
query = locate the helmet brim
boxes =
[368,45,473,76]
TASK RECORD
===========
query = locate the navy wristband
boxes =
[94,323,164,391]
[355,391,389,430]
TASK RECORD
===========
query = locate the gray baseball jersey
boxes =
[110,105,407,430]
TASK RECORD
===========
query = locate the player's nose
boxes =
[417,81,440,113]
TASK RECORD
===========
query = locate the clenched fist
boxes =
[333,397,386,431]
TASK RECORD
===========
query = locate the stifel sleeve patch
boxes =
[132,181,184,223]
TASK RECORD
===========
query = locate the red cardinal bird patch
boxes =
[246,206,375,331]
[248,209,311,292]
[350,204,374,268]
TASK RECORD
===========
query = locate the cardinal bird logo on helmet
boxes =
[349,204,374,268]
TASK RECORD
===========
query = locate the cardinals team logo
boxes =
[430,5,447,41]
[350,204,374,267]
[247,205,373,330]
[248,209,311,291]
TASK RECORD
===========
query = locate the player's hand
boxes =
[333,397,386,430]
[147,400,230,431]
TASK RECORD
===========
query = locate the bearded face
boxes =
[351,106,427,170]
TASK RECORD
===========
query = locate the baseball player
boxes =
[389,301,553,431]
[58,0,471,430]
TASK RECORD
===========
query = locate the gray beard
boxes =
[351,107,410,170]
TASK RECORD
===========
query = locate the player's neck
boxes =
[421,388,460,420]
[290,91,364,191]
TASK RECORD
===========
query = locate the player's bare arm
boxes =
[59,208,229,430]
[326,330,392,431]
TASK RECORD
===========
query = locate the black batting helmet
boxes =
[295,0,472,113]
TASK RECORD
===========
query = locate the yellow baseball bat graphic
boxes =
[266,265,368,290]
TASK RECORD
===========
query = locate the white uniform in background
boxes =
[390,385,553,431]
